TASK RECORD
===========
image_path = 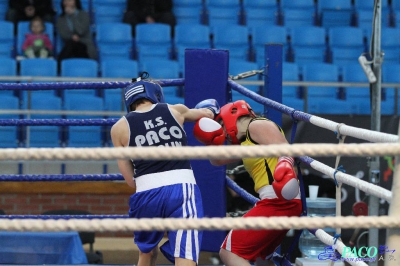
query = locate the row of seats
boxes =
[3,21,400,70]
[1,59,400,148]
[172,0,400,29]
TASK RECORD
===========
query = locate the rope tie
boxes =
[333,165,346,187]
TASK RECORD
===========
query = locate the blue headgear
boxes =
[124,76,165,112]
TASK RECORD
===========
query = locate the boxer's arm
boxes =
[111,119,136,191]
[170,104,214,123]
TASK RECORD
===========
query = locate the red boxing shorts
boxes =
[221,197,302,262]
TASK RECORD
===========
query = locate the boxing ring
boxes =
[0,48,399,266]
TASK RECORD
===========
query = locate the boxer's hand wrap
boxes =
[193,117,225,145]
[272,156,299,200]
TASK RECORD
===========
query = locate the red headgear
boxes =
[215,100,256,144]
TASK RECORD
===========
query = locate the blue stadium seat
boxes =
[281,0,315,10]
[101,59,139,116]
[96,23,133,62]
[317,0,353,28]
[328,27,365,64]
[174,24,211,73]
[355,9,391,29]
[173,0,204,24]
[205,0,241,28]
[139,59,183,104]
[64,95,105,147]
[92,0,125,24]
[381,27,400,64]
[229,59,264,114]
[0,0,8,21]
[251,25,288,67]
[17,21,54,57]
[242,0,279,27]
[382,64,400,115]
[282,9,316,27]
[20,58,58,108]
[0,96,20,148]
[135,23,172,62]
[213,25,249,61]
[302,63,352,114]
[290,26,327,65]
[282,62,304,111]
[54,0,90,14]
[0,21,15,58]
[28,94,62,147]
[0,58,17,97]
[61,58,99,97]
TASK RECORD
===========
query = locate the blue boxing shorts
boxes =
[128,183,204,264]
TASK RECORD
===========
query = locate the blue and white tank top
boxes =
[124,103,191,178]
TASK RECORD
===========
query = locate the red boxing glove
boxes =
[272,156,299,200]
[193,117,225,145]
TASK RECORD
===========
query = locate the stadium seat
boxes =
[251,25,288,67]
[0,0,8,21]
[139,59,183,104]
[382,64,400,115]
[242,0,279,27]
[174,24,211,73]
[381,27,400,64]
[0,96,20,148]
[280,0,315,10]
[19,58,58,107]
[92,0,125,24]
[229,59,264,114]
[212,25,250,61]
[28,94,62,147]
[54,0,90,14]
[290,26,327,65]
[355,9,391,29]
[282,62,304,111]
[317,0,353,28]
[61,58,99,97]
[302,63,352,114]
[96,23,133,62]
[135,23,172,62]
[173,0,204,24]
[204,0,241,28]
[101,59,139,117]
[328,27,366,64]
[282,8,316,27]
[0,58,17,97]
[17,21,54,57]
[0,21,14,58]
[64,95,105,147]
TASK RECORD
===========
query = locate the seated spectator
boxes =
[22,16,53,58]
[6,0,55,28]
[123,0,176,36]
[56,0,97,63]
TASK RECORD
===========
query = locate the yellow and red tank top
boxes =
[240,117,285,193]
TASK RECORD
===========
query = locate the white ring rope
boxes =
[309,160,391,202]
[0,216,399,232]
[315,229,367,266]
[0,143,399,161]
[309,116,398,143]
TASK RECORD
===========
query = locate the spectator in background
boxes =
[56,0,97,64]
[123,0,176,36]
[6,0,55,27]
[22,16,53,58]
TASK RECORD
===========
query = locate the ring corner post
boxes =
[263,43,283,126]
[183,48,229,253]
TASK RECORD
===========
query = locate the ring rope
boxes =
[228,80,398,143]
[0,216,398,232]
[0,119,118,126]
[0,79,184,90]
[0,143,398,161]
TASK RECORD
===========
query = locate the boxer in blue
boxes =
[110,74,218,266]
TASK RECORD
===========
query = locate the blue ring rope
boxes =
[0,79,185,91]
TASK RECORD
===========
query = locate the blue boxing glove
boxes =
[195,99,220,118]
